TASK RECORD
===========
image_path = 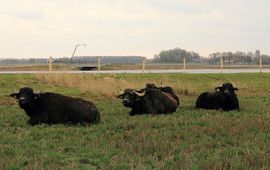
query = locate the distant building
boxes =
[255,50,260,58]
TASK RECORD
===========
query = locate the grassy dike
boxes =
[0,73,270,169]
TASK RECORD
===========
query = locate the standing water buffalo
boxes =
[195,83,239,111]
[117,84,179,115]
[10,87,100,125]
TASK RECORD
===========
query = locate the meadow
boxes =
[0,73,270,169]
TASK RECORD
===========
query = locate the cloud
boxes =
[0,0,269,58]
[1,10,43,20]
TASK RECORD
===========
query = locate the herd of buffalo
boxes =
[9,82,239,125]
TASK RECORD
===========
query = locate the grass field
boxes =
[1,73,270,169]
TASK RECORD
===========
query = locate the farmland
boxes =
[0,73,270,169]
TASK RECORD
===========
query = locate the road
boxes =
[0,69,269,74]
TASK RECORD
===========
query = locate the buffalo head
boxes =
[117,89,145,107]
[10,87,38,108]
[215,83,238,95]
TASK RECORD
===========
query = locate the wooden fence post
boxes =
[142,57,146,74]
[183,57,186,72]
[220,57,223,73]
[260,56,262,73]
[98,57,101,74]
[49,56,52,73]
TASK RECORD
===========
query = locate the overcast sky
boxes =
[0,0,269,58]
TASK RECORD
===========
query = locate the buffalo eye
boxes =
[135,96,141,101]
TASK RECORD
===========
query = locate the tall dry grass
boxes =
[34,74,195,100]
[34,73,268,101]
[35,74,155,99]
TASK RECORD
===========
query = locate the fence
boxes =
[0,56,269,73]
[45,56,270,73]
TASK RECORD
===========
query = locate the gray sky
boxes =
[0,0,269,58]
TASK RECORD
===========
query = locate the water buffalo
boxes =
[195,83,239,111]
[118,85,179,115]
[10,87,100,125]
[136,83,180,106]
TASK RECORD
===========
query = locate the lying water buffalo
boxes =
[136,83,180,106]
[10,87,100,125]
[118,85,179,115]
[195,83,239,111]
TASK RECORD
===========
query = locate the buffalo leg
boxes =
[28,114,49,125]
[129,110,137,116]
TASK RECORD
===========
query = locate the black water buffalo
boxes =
[117,85,179,115]
[137,83,180,106]
[10,87,100,125]
[195,83,239,111]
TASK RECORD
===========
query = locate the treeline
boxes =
[69,56,144,65]
[53,56,144,64]
[0,58,48,65]
[1,49,270,65]
[205,52,270,64]
[0,56,145,65]
[255,55,270,64]
[152,48,270,64]
[153,48,201,63]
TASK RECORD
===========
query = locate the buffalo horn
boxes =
[134,90,145,97]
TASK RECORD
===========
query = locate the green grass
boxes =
[1,73,270,169]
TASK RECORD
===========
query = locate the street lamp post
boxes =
[70,44,87,65]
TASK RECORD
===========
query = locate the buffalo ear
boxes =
[215,87,222,91]
[117,94,123,99]
[233,87,239,91]
[10,93,19,99]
